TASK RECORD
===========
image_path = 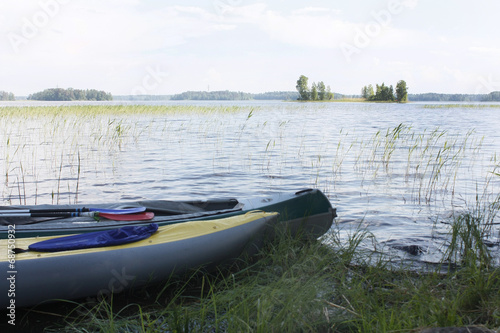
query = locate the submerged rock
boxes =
[393,244,425,256]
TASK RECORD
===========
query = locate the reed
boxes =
[0,105,248,205]
[2,104,499,331]
[333,123,486,205]
[31,215,499,332]
[444,164,500,270]
[1,105,492,207]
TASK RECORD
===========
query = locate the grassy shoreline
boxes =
[9,207,499,332]
[1,105,498,331]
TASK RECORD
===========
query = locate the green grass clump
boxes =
[24,213,499,332]
[2,108,499,331]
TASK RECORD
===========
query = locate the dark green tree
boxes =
[0,91,15,100]
[317,81,326,100]
[296,75,310,101]
[28,88,112,101]
[368,85,374,99]
[369,83,394,101]
[396,80,408,102]
[373,84,382,101]
[366,81,406,102]
[482,91,500,101]
[326,86,334,100]
[388,85,395,101]
[362,85,374,99]
[311,82,318,101]
[171,90,253,100]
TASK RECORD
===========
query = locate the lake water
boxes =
[1,100,499,266]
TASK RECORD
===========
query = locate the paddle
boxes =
[0,211,155,221]
[0,207,146,215]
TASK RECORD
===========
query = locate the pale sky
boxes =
[1,0,499,96]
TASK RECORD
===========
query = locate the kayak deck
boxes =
[0,211,281,308]
[0,189,336,239]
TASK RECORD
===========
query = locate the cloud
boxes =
[469,46,500,56]
[292,7,341,15]
[5,3,236,55]
[224,3,423,52]
[225,4,354,49]
[204,68,223,85]
[2,1,498,95]
[401,0,419,10]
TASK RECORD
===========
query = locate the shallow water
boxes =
[1,100,499,265]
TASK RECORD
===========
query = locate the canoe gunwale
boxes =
[0,189,335,239]
[0,207,244,232]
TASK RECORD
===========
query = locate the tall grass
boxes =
[2,105,499,331]
[28,213,499,332]
[322,122,495,218]
[0,106,494,207]
[25,189,500,333]
[0,105,247,204]
[444,166,500,269]
[12,192,500,332]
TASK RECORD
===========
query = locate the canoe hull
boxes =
[0,189,337,307]
[1,212,279,308]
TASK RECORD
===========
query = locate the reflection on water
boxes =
[1,101,499,264]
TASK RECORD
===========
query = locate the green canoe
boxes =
[0,189,336,239]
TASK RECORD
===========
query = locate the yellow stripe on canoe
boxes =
[1,211,278,261]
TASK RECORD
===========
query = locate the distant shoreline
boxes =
[114,90,500,102]
[9,90,500,102]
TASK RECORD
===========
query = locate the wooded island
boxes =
[296,75,408,102]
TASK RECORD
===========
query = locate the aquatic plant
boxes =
[0,105,248,204]
[4,103,500,332]
[31,219,500,332]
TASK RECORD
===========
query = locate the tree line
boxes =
[0,91,15,101]
[409,91,500,102]
[482,91,500,101]
[361,80,408,102]
[254,91,299,100]
[170,90,301,101]
[296,75,334,101]
[171,90,253,100]
[28,88,112,101]
[170,87,500,102]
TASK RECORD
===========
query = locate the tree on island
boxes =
[311,82,318,100]
[326,86,334,100]
[28,88,112,101]
[296,75,310,100]
[171,90,253,101]
[253,91,299,100]
[375,83,395,102]
[361,84,374,99]
[395,80,408,102]
[317,81,326,100]
[409,92,500,102]
[362,80,408,102]
[0,91,15,101]
[295,75,334,101]
[482,91,500,101]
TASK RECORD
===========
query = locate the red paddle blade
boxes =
[97,212,155,221]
